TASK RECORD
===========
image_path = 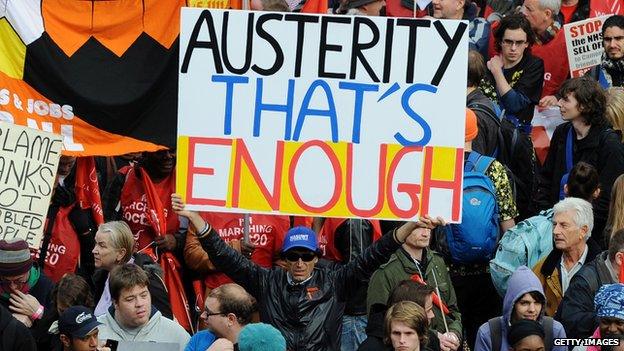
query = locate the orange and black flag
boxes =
[0,0,193,156]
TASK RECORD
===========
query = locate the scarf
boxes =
[0,267,40,300]
[601,52,624,87]
[535,21,561,46]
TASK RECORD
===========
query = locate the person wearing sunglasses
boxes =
[171,193,444,351]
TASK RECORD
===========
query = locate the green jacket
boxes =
[366,247,462,338]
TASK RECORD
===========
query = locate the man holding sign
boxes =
[172,193,443,351]
[587,15,624,87]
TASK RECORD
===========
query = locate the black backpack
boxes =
[468,101,536,221]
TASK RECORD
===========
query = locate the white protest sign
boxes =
[564,16,609,78]
[0,121,62,248]
[177,9,469,222]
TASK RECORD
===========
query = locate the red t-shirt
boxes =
[201,213,290,289]
[560,4,578,24]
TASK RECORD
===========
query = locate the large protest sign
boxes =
[177,9,468,222]
[0,121,62,248]
[565,16,609,78]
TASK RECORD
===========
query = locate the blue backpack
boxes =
[489,209,554,297]
[445,152,500,264]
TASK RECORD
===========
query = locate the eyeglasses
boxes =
[501,39,527,48]
[284,251,316,262]
[0,276,28,289]
[200,307,227,319]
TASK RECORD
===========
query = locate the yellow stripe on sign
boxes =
[429,146,459,181]
[176,136,190,203]
[0,19,26,79]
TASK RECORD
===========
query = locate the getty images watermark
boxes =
[554,338,622,347]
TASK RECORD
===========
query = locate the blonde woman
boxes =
[605,87,624,143]
[605,174,624,247]
[385,301,431,351]
[91,221,171,318]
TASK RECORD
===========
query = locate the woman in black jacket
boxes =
[534,77,624,247]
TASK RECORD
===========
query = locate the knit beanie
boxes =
[508,319,545,347]
[0,239,33,276]
[465,108,478,142]
[238,323,287,351]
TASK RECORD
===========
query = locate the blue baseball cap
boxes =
[281,227,318,253]
[595,283,624,321]
[59,306,102,338]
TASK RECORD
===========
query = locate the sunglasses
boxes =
[284,251,316,262]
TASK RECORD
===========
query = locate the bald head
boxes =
[209,283,257,325]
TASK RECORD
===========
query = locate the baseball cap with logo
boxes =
[281,227,318,253]
[59,306,102,338]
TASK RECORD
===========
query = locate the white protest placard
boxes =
[564,16,609,78]
[0,122,62,248]
[177,9,468,222]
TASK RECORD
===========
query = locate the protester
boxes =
[40,155,98,283]
[316,217,382,351]
[521,0,569,104]
[535,77,624,246]
[0,239,55,344]
[172,192,443,351]
[556,229,624,339]
[587,15,624,88]
[96,264,190,351]
[238,323,287,351]
[467,49,500,157]
[507,319,547,351]
[0,303,37,350]
[605,88,624,141]
[575,284,624,351]
[432,108,516,349]
[385,301,431,351]
[103,149,184,258]
[474,266,566,351]
[58,305,110,351]
[185,283,256,351]
[605,175,624,247]
[360,280,440,351]
[367,223,462,350]
[431,0,490,58]
[41,274,95,351]
[532,197,602,316]
[91,221,171,319]
[484,14,544,132]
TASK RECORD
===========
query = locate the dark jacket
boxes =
[534,122,624,246]
[587,64,624,88]
[0,304,36,351]
[557,0,589,24]
[468,89,500,158]
[358,303,440,351]
[92,253,173,320]
[555,251,618,339]
[198,227,403,351]
[0,268,55,350]
[532,238,602,316]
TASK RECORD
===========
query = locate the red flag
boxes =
[75,157,104,225]
[139,168,194,333]
[411,274,450,314]
[300,0,328,13]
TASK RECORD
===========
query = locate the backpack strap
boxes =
[488,317,502,351]
[465,151,482,172]
[565,127,574,173]
[474,154,495,175]
[543,317,554,351]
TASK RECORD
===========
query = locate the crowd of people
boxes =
[3,0,624,350]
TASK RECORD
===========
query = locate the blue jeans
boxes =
[341,315,367,351]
